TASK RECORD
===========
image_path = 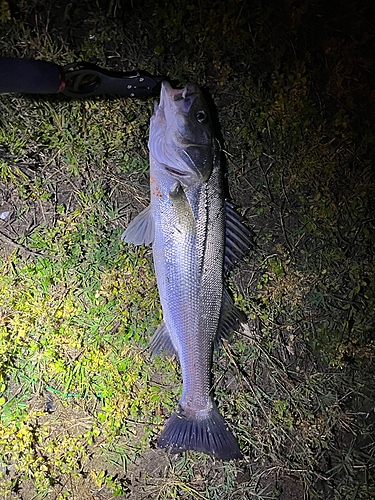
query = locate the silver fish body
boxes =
[122,82,252,460]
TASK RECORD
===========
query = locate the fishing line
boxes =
[17,371,103,399]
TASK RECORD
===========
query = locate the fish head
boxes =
[149,81,215,188]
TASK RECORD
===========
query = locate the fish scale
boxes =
[122,81,253,460]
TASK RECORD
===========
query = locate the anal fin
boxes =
[149,320,179,360]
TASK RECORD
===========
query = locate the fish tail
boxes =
[157,405,242,461]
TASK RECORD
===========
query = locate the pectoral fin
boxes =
[169,183,196,236]
[121,205,155,246]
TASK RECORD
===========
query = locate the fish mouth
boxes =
[171,86,200,102]
[159,81,200,113]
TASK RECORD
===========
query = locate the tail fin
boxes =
[157,405,242,461]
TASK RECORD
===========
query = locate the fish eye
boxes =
[196,110,208,123]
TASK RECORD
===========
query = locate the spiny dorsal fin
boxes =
[121,205,155,246]
[225,201,253,272]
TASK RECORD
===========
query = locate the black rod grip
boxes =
[0,57,62,94]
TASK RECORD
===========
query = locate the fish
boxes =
[122,81,253,460]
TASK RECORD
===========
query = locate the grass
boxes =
[0,0,375,498]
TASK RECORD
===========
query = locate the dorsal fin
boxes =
[215,287,246,349]
[225,201,253,272]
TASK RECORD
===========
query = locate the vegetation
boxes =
[0,0,374,498]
